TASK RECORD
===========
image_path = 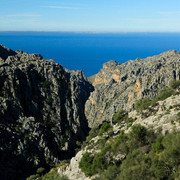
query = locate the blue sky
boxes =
[1,0,180,32]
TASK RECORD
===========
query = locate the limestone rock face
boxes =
[128,93,180,134]
[0,44,93,179]
[58,150,91,180]
[86,50,180,128]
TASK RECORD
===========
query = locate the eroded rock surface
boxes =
[86,50,180,127]
[0,44,93,179]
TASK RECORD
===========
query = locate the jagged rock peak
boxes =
[160,49,180,56]
[0,43,17,60]
[16,49,44,61]
[85,50,180,128]
[88,60,122,86]
[89,50,180,87]
[103,60,120,69]
[134,50,180,63]
[0,44,45,66]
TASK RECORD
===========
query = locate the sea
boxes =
[0,31,180,77]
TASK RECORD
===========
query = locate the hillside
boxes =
[0,44,180,180]
[55,88,180,180]
[42,50,180,180]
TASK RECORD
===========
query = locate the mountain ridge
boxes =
[85,49,180,127]
[0,44,180,180]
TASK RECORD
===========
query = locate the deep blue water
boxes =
[0,31,180,77]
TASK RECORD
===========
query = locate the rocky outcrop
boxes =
[58,150,91,180]
[0,44,93,179]
[129,93,180,134]
[0,44,17,60]
[86,50,180,128]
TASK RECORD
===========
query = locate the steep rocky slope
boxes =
[0,44,93,179]
[38,50,180,180]
[1,44,180,180]
[86,50,180,127]
[57,93,180,180]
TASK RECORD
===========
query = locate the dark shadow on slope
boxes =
[0,44,17,60]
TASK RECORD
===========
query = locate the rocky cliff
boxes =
[25,49,180,180]
[86,50,180,127]
[0,44,93,179]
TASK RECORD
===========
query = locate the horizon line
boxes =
[1,30,180,34]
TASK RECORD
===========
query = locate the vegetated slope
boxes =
[57,87,180,180]
[0,44,93,180]
[86,50,180,128]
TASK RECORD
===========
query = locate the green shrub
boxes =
[96,138,107,149]
[160,132,180,168]
[79,152,94,176]
[97,165,120,180]
[152,135,164,153]
[92,153,108,173]
[46,97,53,106]
[37,167,45,175]
[98,122,112,136]
[129,124,148,145]
[79,151,109,177]
[111,131,128,154]
[26,174,39,180]
[59,176,69,180]
[112,109,135,128]
[42,80,52,93]
[39,168,69,180]
[150,156,168,179]
[153,88,174,102]
[135,98,152,112]
[172,165,180,179]
[135,88,175,112]
[118,149,151,180]
[149,131,180,179]
[170,79,180,89]
[85,127,98,143]
[113,109,128,124]
[43,80,51,89]
[177,112,180,118]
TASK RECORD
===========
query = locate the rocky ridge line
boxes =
[86,50,180,128]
